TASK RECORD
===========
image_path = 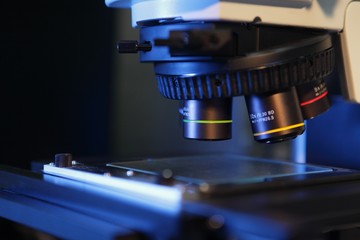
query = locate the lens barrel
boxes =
[131,22,335,143]
[296,79,331,119]
[245,87,305,143]
[181,99,232,140]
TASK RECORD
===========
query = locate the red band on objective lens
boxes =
[300,91,328,107]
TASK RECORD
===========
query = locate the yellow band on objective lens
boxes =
[253,123,304,137]
[183,119,232,124]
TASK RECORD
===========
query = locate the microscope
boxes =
[1,1,360,240]
[110,0,360,144]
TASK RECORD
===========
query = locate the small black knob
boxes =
[54,153,73,168]
[117,40,152,53]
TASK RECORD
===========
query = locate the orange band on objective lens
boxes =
[253,123,304,137]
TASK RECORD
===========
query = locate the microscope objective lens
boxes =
[296,79,331,119]
[181,99,233,140]
[245,87,305,143]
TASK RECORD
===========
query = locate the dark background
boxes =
[1,0,115,168]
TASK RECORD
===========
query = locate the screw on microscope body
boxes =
[162,169,173,179]
[156,169,175,185]
[126,170,134,177]
[207,214,225,230]
[117,40,152,53]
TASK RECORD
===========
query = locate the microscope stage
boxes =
[43,154,340,201]
[8,155,360,239]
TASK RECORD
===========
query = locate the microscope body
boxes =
[106,0,360,99]
[107,0,360,145]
